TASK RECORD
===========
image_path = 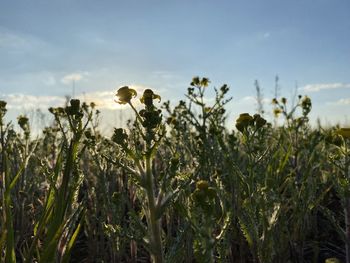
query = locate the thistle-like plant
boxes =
[112,87,179,263]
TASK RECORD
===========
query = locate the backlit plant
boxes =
[0,78,349,263]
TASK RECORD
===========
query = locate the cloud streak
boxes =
[1,84,157,111]
[301,83,350,92]
[1,94,66,110]
[328,98,350,105]
[0,28,50,53]
[61,72,88,84]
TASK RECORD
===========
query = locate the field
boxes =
[0,77,349,263]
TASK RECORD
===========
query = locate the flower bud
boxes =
[301,96,312,116]
[112,128,128,146]
[254,114,267,129]
[235,113,253,132]
[140,89,161,107]
[196,180,209,191]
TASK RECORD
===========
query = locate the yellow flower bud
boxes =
[236,113,253,132]
[115,86,137,104]
[140,89,161,106]
[196,180,209,191]
[273,108,282,117]
[325,258,340,263]
[237,113,252,122]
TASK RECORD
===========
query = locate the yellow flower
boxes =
[254,114,267,128]
[200,77,210,87]
[140,89,161,106]
[325,258,340,263]
[191,76,200,86]
[273,108,282,117]
[235,113,253,132]
[115,86,137,104]
[336,128,350,139]
[190,76,210,87]
[196,180,209,191]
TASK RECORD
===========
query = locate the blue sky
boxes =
[1,0,349,130]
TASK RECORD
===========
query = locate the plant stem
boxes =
[145,153,163,263]
[345,198,350,263]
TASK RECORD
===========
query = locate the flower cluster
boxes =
[112,128,128,147]
[235,113,267,132]
[301,96,312,116]
[190,76,210,87]
[65,99,83,118]
[139,109,162,130]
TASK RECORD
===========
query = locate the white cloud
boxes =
[61,73,86,84]
[327,98,350,105]
[241,96,256,103]
[1,94,66,110]
[301,83,350,92]
[1,84,158,111]
[0,28,49,51]
[1,71,58,87]
[78,91,116,110]
[0,31,27,48]
[151,71,178,80]
[240,96,271,104]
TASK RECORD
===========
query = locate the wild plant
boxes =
[162,78,232,262]
[0,77,348,262]
[0,101,38,263]
[23,100,95,262]
[326,128,350,262]
[111,87,184,263]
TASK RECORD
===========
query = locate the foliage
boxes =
[0,77,348,262]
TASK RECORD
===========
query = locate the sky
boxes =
[1,0,350,132]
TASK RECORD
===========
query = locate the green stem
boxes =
[145,152,163,263]
[345,198,350,263]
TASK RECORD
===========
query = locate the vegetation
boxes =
[0,77,349,262]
